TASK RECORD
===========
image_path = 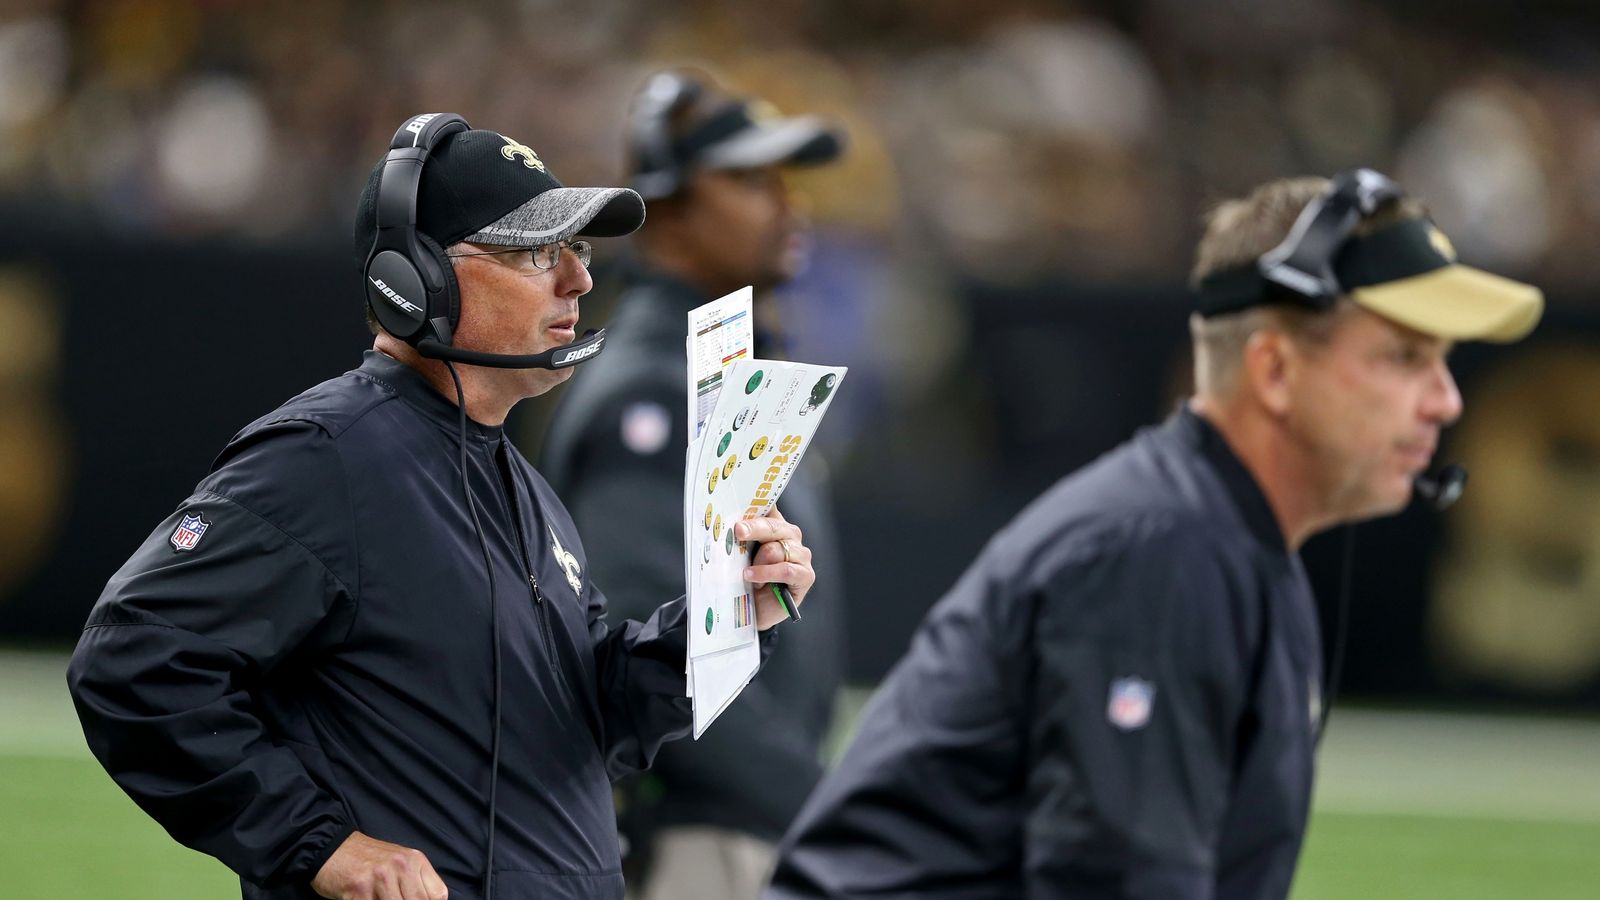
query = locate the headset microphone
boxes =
[415,328,607,369]
[1414,464,1468,511]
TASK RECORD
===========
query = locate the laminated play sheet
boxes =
[682,290,846,737]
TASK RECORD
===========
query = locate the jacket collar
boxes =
[357,349,504,443]
[1172,404,1287,553]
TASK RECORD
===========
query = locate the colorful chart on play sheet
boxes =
[688,358,845,659]
[686,285,753,441]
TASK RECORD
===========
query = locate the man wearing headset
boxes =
[67,117,818,900]
[538,71,848,900]
[766,171,1543,899]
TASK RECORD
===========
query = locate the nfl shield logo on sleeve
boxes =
[1107,676,1155,731]
[170,513,211,552]
[621,402,671,455]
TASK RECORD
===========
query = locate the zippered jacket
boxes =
[68,350,762,899]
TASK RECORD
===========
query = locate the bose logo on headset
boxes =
[368,276,422,314]
[556,342,603,366]
[404,113,442,137]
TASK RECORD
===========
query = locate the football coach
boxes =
[66,114,818,900]
[765,169,1542,899]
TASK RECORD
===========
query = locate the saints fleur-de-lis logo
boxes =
[746,99,782,124]
[499,135,545,171]
[549,526,583,597]
[1427,225,1457,262]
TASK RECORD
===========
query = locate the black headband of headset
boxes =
[371,113,471,251]
[1196,167,1406,316]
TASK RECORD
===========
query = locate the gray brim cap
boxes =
[697,115,845,171]
[465,186,646,247]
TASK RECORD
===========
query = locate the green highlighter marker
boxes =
[770,583,802,623]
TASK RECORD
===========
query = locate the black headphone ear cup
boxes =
[632,72,703,200]
[414,232,460,340]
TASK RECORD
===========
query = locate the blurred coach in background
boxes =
[766,169,1543,899]
[539,69,847,899]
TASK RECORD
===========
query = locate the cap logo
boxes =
[1428,225,1457,262]
[498,135,545,171]
[746,99,782,125]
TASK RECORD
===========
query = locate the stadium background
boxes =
[0,0,1596,896]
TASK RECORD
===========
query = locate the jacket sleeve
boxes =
[1022,518,1255,899]
[66,423,359,888]
[585,572,783,781]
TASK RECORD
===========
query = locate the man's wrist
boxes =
[293,819,359,887]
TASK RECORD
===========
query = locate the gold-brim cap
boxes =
[1350,264,1544,343]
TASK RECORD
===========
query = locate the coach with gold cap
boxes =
[766,169,1540,899]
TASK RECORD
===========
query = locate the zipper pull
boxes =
[529,573,545,605]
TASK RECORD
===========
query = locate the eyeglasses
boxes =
[448,239,593,271]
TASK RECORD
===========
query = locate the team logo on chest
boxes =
[170,513,211,552]
[549,526,583,597]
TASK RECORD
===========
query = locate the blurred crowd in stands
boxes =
[3,0,1599,290]
[2,0,1598,700]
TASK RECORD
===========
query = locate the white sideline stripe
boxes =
[1312,796,1600,825]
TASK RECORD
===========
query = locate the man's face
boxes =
[678,165,805,292]
[449,241,594,398]
[1284,307,1464,522]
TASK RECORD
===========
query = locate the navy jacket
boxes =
[67,351,752,899]
[768,407,1322,900]
[540,270,845,843]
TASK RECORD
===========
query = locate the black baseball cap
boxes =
[355,127,645,269]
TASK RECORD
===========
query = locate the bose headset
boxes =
[363,111,608,370]
[1229,167,1469,741]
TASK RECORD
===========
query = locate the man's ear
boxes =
[1242,327,1295,418]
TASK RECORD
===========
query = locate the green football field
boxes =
[5,648,1597,898]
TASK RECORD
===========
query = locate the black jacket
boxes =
[767,407,1322,900]
[67,351,754,900]
[540,270,845,842]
